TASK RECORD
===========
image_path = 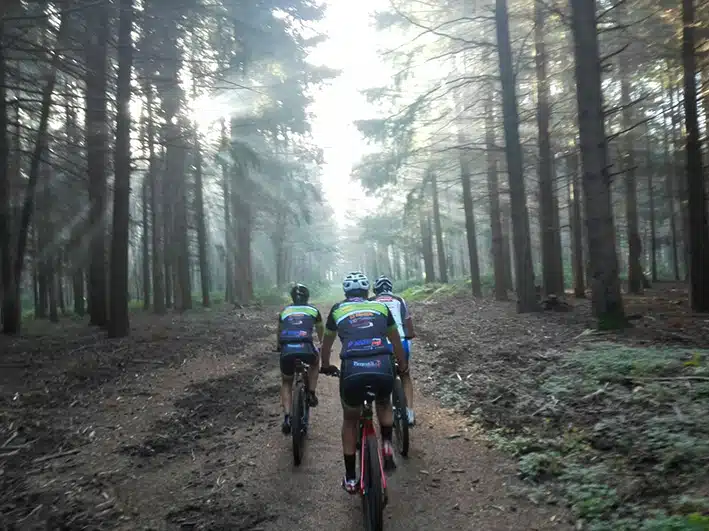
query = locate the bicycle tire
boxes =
[362,434,384,531]
[392,376,409,457]
[291,381,307,466]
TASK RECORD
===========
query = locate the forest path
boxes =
[0,304,571,530]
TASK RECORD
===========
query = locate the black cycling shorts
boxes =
[280,342,319,376]
[339,353,394,409]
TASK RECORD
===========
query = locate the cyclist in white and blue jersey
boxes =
[371,276,417,426]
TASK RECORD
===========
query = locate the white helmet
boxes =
[342,271,370,294]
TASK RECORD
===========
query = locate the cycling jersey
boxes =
[278,304,322,344]
[324,297,397,358]
[371,292,410,338]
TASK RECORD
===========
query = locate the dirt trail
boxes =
[0,307,572,530]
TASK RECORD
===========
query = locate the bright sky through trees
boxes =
[307,0,391,228]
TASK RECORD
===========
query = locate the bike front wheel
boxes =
[392,376,409,457]
[291,381,308,466]
[362,434,384,531]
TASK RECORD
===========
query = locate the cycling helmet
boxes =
[342,271,370,294]
[374,275,393,295]
[290,283,310,305]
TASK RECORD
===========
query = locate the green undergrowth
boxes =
[459,342,709,530]
[400,280,470,302]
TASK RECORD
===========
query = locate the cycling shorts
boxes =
[279,342,319,376]
[339,353,395,409]
[386,338,411,361]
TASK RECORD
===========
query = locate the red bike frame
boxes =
[359,401,388,494]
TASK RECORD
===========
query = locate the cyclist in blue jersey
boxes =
[372,275,417,426]
[320,271,409,494]
[276,284,324,434]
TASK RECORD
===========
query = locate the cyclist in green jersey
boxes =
[276,284,324,434]
[320,272,409,493]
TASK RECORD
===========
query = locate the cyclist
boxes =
[277,283,324,435]
[371,275,417,426]
[320,271,409,494]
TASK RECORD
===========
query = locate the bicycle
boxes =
[356,386,388,531]
[290,358,338,466]
[290,358,312,466]
[387,337,413,458]
[391,356,409,458]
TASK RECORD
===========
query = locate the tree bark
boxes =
[619,55,643,294]
[645,125,657,282]
[430,171,448,284]
[570,0,625,327]
[495,0,538,312]
[458,140,482,296]
[107,0,134,338]
[193,129,210,307]
[86,1,109,328]
[568,149,586,298]
[682,0,709,311]
[534,0,564,296]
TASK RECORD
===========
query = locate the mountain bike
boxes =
[356,386,388,531]
[290,358,312,466]
[391,356,409,458]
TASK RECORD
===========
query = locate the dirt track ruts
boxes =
[1,306,573,530]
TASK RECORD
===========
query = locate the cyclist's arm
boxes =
[400,297,415,338]
[276,315,282,351]
[321,307,338,367]
[314,310,325,344]
[385,308,408,370]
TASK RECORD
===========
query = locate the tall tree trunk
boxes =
[146,88,165,314]
[485,99,508,300]
[430,171,448,283]
[535,1,564,296]
[669,78,690,279]
[420,210,435,283]
[682,0,709,311]
[570,0,625,327]
[4,10,67,333]
[141,176,150,310]
[193,129,210,307]
[645,126,657,282]
[86,2,109,328]
[107,0,134,338]
[73,268,85,316]
[661,89,681,281]
[0,23,14,332]
[458,140,482,296]
[495,0,538,312]
[568,149,586,298]
[619,55,643,294]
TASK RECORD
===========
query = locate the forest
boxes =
[1,0,709,528]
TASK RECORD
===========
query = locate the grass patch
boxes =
[474,342,709,529]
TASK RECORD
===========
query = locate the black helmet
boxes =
[290,283,309,305]
[374,275,393,295]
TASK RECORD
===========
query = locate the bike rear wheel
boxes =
[291,381,308,466]
[362,434,384,531]
[391,376,409,457]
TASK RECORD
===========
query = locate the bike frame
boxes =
[359,393,387,494]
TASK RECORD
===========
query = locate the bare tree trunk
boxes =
[459,140,482,296]
[568,149,586,297]
[86,2,109,328]
[682,0,709,311]
[661,92,681,281]
[645,126,658,282]
[107,0,134,338]
[496,0,538,312]
[193,129,210,307]
[570,0,625,327]
[430,171,448,283]
[141,176,150,310]
[0,23,14,332]
[4,10,67,333]
[619,55,643,294]
[420,210,435,283]
[146,88,165,314]
[535,0,564,296]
